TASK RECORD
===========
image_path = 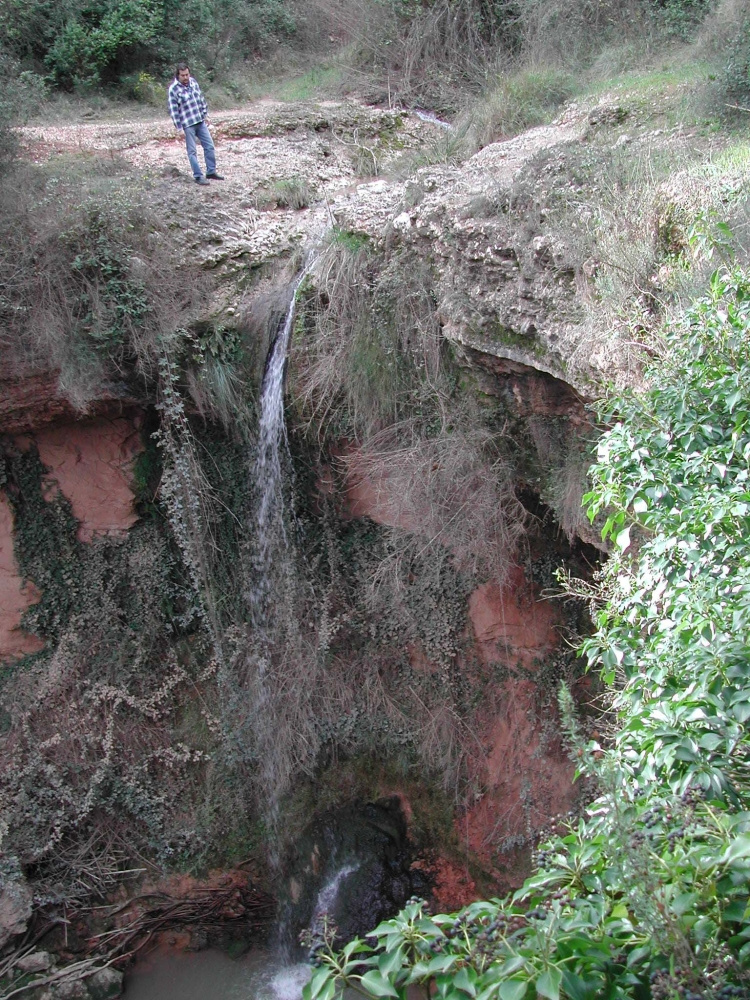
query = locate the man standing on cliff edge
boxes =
[168,62,224,185]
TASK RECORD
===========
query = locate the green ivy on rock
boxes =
[4,446,82,642]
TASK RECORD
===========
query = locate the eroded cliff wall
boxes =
[0,98,630,921]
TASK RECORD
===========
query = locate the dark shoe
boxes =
[195,176,210,185]
[206,172,225,180]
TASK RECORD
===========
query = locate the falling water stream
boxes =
[122,803,414,1000]
[124,271,366,1000]
[122,271,417,999]
[248,271,308,621]
[122,864,362,1000]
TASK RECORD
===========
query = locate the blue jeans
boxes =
[184,120,216,179]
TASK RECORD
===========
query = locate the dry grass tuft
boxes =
[0,160,206,410]
[341,421,528,588]
[293,236,446,440]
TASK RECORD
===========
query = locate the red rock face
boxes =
[29,416,144,542]
[0,415,144,661]
[345,460,419,531]
[464,569,576,886]
[0,370,138,437]
[341,463,578,902]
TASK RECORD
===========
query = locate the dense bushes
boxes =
[0,0,299,90]
[324,0,719,112]
[722,15,750,102]
[302,265,750,997]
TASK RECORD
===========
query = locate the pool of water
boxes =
[124,947,311,1000]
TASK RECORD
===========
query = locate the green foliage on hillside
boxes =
[301,265,750,997]
[0,0,297,90]
[0,0,723,102]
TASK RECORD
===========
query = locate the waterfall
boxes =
[269,867,359,1000]
[310,863,359,931]
[248,271,307,622]
[232,265,318,865]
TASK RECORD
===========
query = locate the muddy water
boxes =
[124,947,310,1000]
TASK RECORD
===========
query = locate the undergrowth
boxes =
[304,262,750,1000]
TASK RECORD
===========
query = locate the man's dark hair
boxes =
[175,61,190,78]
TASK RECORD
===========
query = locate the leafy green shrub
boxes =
[721,14,750,103]
[1,0,299,93]
[45,0,161,88]
[304,265,750,998]
[120,69,166,104]
[649,0,715,39]
[255,176,317,210]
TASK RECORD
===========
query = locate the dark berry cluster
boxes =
[436,909,534,964]
[715,986,747,1000]
[406,896,431,913]
[649,969,749,1000]
[300,915,338,968]
[532,848,555,868]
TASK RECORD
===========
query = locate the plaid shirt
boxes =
[167,76,208,131]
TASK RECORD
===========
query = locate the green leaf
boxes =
[308,966,334,1000]
[498,980,528,1000]
[425,954,458,975]
[371,921,397,937]
[672,892,698,916]
[731,700,750,722]
[535,968,562,1000]
[454,967,477,997]
[343,939,372,961]
[560,970,600,1000]
[723,898,749,921]
[405,963,430,985]
[499,957,527,977]
[723,834,750,865]
[626,945,651,968]
[318,981,336,1000]
[378,947,406,978]
[359,971,400,998]
[615,526,631,551]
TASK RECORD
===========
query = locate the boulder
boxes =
[53,982,87,1000]
[0,875,33,949]
[16,951,52,974]
[86,967,124,1000]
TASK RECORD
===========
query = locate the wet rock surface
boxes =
[282,797,430,949]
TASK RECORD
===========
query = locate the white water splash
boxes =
[312,863,359,926]
[269,963,312,1000]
